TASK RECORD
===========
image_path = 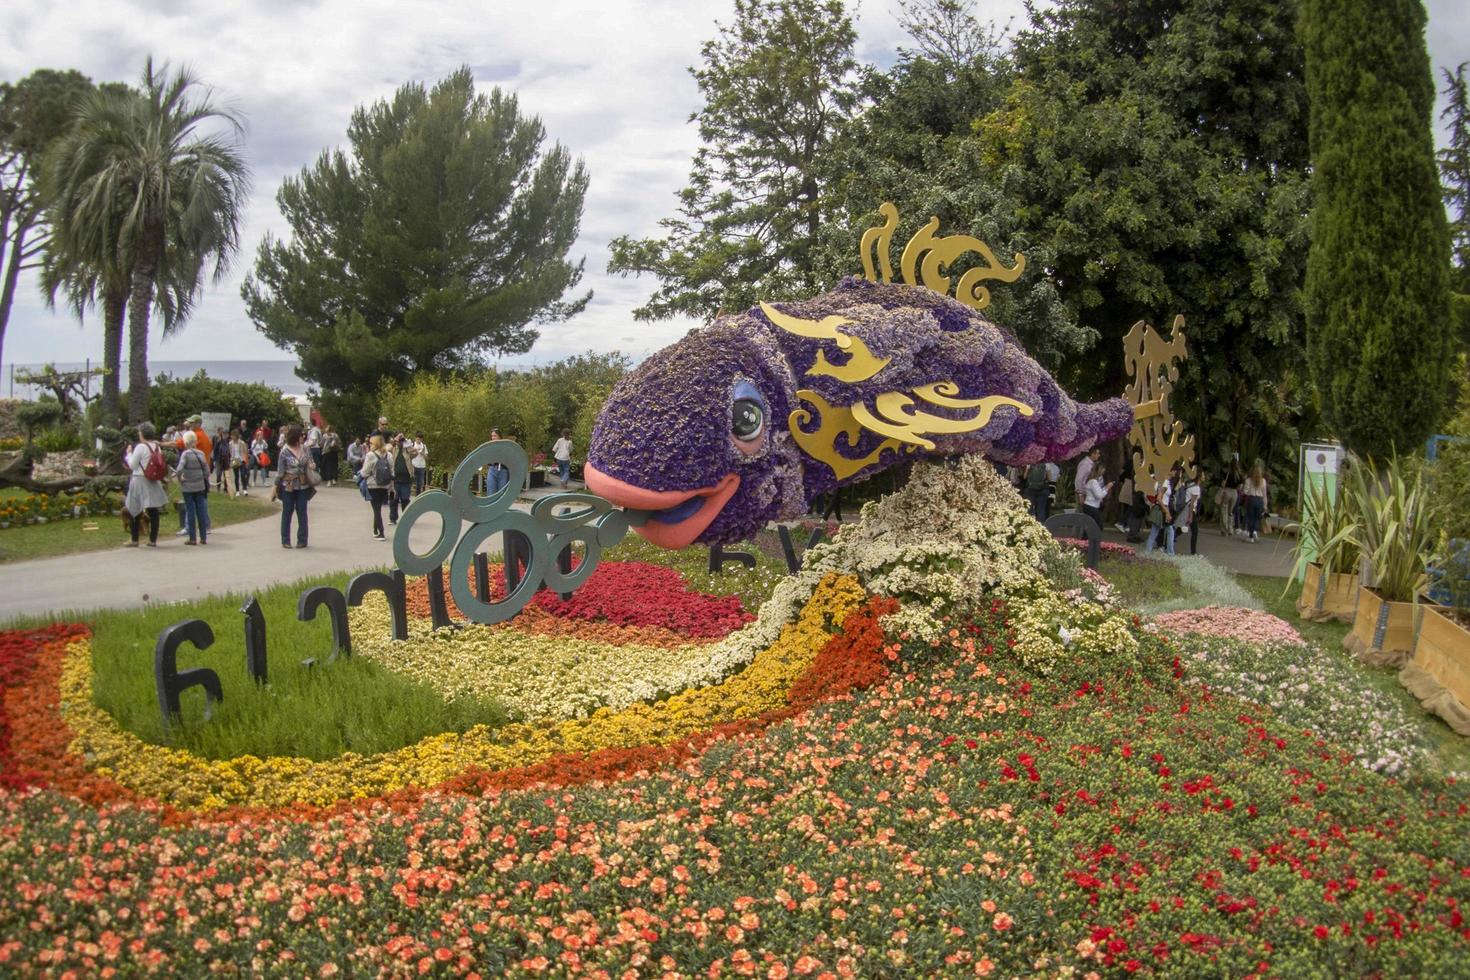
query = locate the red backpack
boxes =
[143,442,168,481]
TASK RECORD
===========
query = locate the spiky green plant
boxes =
[1350,456,1436,603]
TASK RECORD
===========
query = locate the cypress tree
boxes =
[1301,0,1454,459]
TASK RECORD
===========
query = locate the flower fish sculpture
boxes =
[586,277,1133,548]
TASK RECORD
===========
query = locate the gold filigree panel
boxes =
[858,201,1025,311]
[1123,314,1194,490]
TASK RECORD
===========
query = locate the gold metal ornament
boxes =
[789,389,912,481]
[857,201,1026,311]
[761,301,891,383]
[1123,314,1195,490]
[850,389,1032,452]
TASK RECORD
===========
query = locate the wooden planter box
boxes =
[1343,586,1416,667]
[1400,604,1470,735]
[1297,562,1358,623]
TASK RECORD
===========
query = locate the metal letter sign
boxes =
[392,441,644,624]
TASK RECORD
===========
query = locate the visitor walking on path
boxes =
[229,430,249,496]
[361,434,392,540]
[175,431,211,545]
[1023,462,1050,522]
[250,430,270,487]
[1186,463,1204,555]
[1242,460,1269,543]
[347,436,368,500]
[1082,466,1112,528]
[124,423,169,548]
[1220,457,1243,537]
[552,429,573,489]
[273,424,314,549]
[387,434,413,523]
[1074,447,1100,510]
[212,429,231,492]
[1145,464,1183,555]
[306,419,323,472]
[411,433,428,494]
[320,425,342,486]
[486,428,509,496]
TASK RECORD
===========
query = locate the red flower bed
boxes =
[0,624,86,790]
[406,560,754,638]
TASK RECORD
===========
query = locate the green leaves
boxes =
[1302,0,1456,459]
[244,67,589,432]
[608,0,860,322]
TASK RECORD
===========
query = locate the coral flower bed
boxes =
[1151,606,1307,647]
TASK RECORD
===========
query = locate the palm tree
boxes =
[42,59,249,422]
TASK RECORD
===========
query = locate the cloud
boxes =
[1,0,1463,375]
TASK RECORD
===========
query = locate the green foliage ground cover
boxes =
[86,573,507,761]
[0,487,272,564]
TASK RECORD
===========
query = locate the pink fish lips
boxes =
[584,464,741,549]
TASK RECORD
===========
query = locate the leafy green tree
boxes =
[43,59,250,423]
[961,0,1313,480]
[527,351,629,438]
[1301,0,1454,459]
[244,67,590,434]
[814,11,1094,369]
[0,69,94,371]
[607,0,860,321]
[146,369,295,434]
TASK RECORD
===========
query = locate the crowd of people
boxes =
[1011,448,1272,557]
[122,414,581,550]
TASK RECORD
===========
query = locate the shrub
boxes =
[145,370,296,435]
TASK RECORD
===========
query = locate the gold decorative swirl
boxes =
[760,302,856,349]
[761,301,891,383]
[850,390,1032,451]
[859,201,899,284]
[789,389,911,482]
[856,201,1025,311]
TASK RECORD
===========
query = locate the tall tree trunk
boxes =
[125,237,160,425]
[101,284,125,423]
[0,222,28,381]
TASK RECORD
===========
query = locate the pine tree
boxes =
[1301,0,1454,458]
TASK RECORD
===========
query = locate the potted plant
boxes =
[1344,457,1434,666]
[1288,469,1361,622]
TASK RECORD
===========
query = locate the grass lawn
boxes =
[88,572,507,761]
[0,486,273,563]
[1096,552,1187,605]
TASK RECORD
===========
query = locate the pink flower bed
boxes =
[1057,537,1138,559]
[1151,606,1306,647]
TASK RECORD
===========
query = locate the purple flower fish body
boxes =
[586,277,1132,548]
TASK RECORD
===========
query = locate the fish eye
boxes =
[730,380,766,452]
[732,399,764,441]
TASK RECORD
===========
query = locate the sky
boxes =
[2,0,1468,377]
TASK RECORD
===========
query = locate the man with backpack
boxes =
[1145,463,1190,555]
[1023,462,1050,522]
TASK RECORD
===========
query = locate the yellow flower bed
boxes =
[62,574,866,811]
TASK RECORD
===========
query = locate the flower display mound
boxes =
[1152,605,1306,648]
[5,595,1470,975]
